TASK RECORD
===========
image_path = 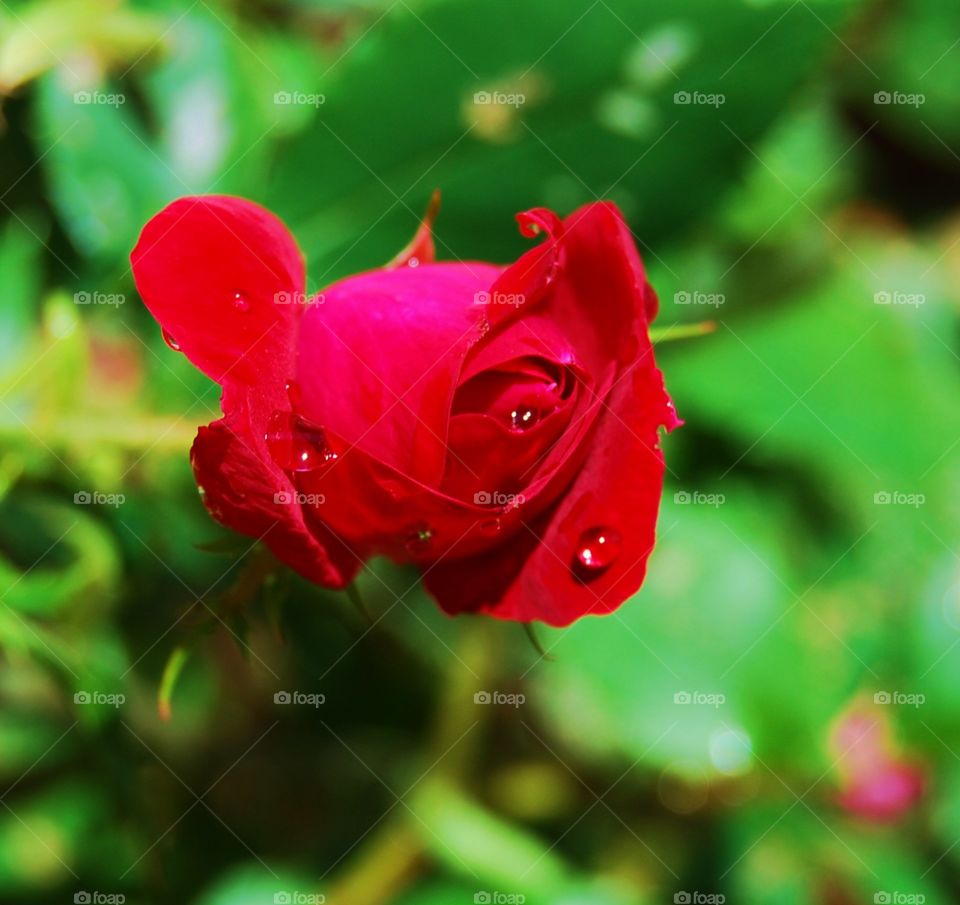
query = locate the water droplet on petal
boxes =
[162,328,181,352]
[264,411,338,473]
[405,524,434,554]
[232,291,250,312]
[510,403,541,432]
[285,379,302,410]
[479,518,502,536]
[382,479,406,500]
[407,256,420,268]
[574,526,622,573]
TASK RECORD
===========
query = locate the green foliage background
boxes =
[0,0,959,902]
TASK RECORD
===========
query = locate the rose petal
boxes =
[131,195,305,388]
[296,261,501,485]
[423,203,678,625]
[192,411,358,588]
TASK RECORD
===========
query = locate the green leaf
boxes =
[268,0,860,277]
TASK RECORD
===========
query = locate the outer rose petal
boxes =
[423,203,678,626]
[132,196,353,586]
[130,195,305,387]
[192,414,358,587]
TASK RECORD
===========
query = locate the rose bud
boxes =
[131,195,678,625]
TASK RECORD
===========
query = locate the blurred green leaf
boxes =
[268,0,860,276]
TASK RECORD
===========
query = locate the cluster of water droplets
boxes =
[163,289,622,580]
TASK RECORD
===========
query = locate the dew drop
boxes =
[264,411,338,473]
[479,518,502,536]
[407,256,420,268]
[510,403,541,432]
[405,524,434,554]
[285,379,302,410]
[574,526,622,573]
[232,291,250,312]
[382,479,406,500]
[161,328,181,352]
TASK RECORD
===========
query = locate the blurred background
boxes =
[1,0,959,902]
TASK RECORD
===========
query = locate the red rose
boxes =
[130,196,678,626]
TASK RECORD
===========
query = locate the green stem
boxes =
[649,320,717,344]
[157,645,190,722]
